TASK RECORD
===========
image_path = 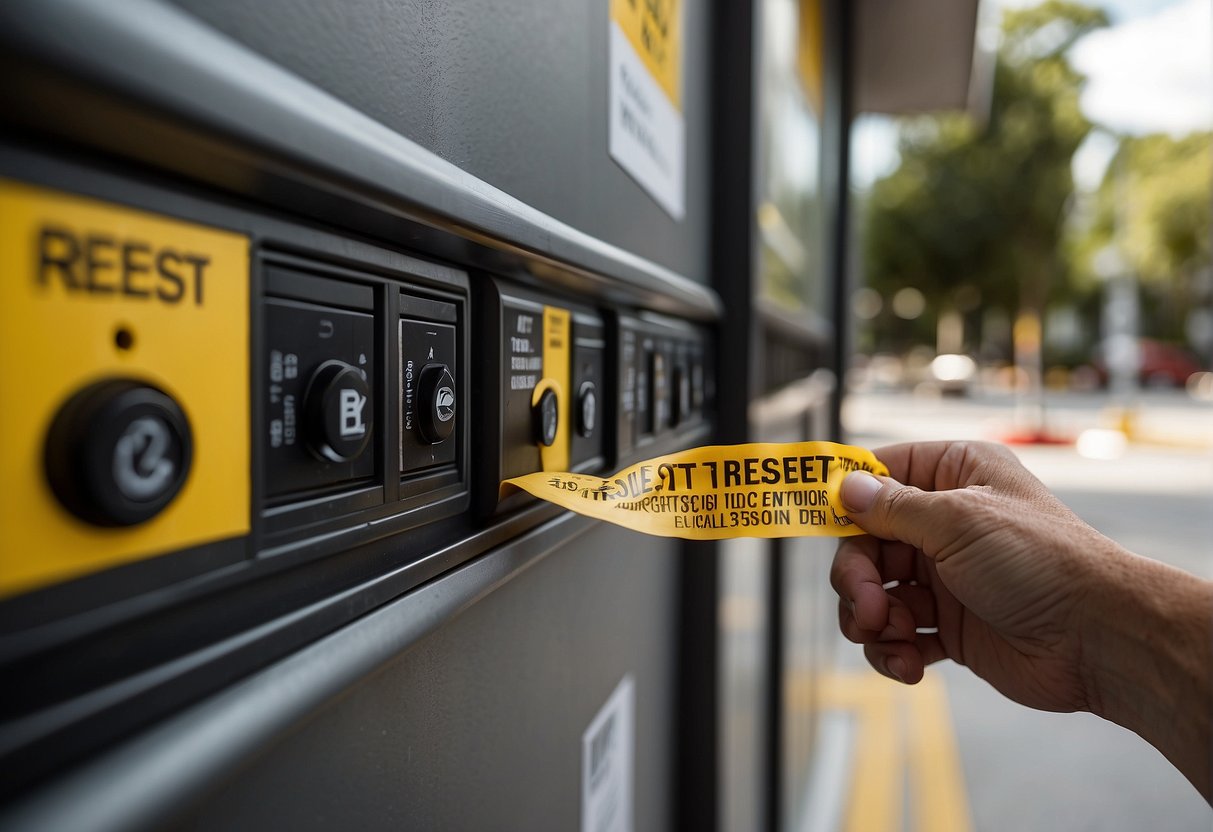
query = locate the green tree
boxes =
[1074,132,1213,344]
[862,1,1108,356]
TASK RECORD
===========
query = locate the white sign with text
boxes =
[608,22,685,220]
[581,674,635,832]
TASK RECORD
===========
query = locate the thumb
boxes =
[840,471,958,554]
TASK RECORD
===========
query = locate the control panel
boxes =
[262,270,377,502]
[616,313,712,460]
[473,284,610,515]
[400,293,459,478]
[254,254,468,541]
[469,285,713,516]
[0,165,713,799]
[0,180,250,597]
[0,169,718,616]
[0,175,711,606]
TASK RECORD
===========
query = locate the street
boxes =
[842,388,1213,831]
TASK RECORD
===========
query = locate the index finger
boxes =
[830,536,889,632]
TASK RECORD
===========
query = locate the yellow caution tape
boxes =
[503,441,888,539]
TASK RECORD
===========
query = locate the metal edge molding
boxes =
[0,0,722,321]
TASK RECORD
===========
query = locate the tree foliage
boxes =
[862,2,1108,350]
[1073,131,1213,343]
[1080,132,1212,286]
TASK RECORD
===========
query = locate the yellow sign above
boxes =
[611,0,683,108]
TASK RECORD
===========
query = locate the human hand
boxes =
[832,440,1213,800]
[831,440,1122,713]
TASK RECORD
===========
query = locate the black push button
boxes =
[400,315,458,473]
[417,363,456,444]
[45,379,193,526]
[533,387,559,447]
[304,360,373,463]
[577,381,597,438]
[265,296,375,498]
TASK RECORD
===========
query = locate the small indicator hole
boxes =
[114,327,135,351]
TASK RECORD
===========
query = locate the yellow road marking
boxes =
[845,684,902,832]
[809,669,973,832]
[907,675,973,832]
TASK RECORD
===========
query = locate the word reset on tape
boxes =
[503,442,889,540]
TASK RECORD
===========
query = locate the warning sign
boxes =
[0,180,249,597]
[609,0,685,219]
[504,441,889,539]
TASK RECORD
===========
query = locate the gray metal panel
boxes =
[167,0,712,284]
[0,0,719,320]
[180,524,678,832]
[0,516,679,832]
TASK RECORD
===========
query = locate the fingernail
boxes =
[887,656,908,683]
[848,598,857,617]
[841,472,882,513]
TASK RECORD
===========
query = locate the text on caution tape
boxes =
[503,441,889,539]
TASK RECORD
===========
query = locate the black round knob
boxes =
[417,363,456,444]
[304,360,373,463]
[533,387,559,447]
[45,379,193,527]
[577,381,597,438]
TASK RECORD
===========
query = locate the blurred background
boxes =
[845,0,1212,436]
[753,1,1211,829]
[836,2,1213,829]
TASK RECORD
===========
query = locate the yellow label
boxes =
[611,0,682,108]
[538,305,571,472]
[504,441,888,539]
[798,0,824,113]
[0,181,250,597]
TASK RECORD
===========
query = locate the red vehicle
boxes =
[1095,338,1205,388]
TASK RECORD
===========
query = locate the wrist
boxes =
[1079,546,1213,799]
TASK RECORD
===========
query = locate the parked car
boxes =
[929,353,977,396]
[1092,338,1204,388]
